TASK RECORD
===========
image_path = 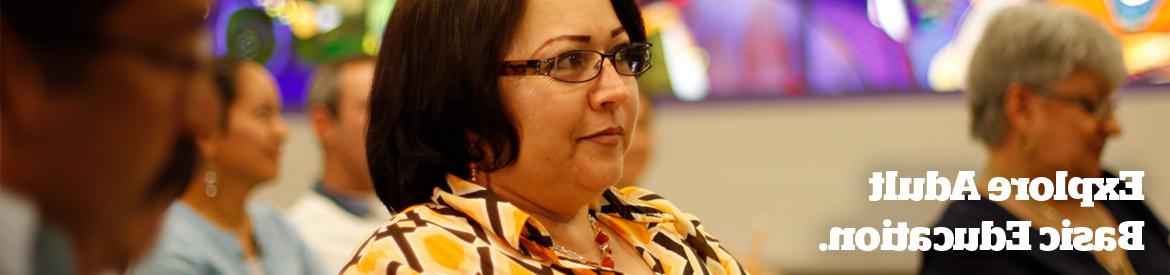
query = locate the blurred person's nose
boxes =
[1102,112,1122,138]
[273,115,290,145]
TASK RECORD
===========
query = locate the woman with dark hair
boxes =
[343,0,745,274]
[131,58,325,275]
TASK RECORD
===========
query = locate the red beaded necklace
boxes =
[549,215,614,268]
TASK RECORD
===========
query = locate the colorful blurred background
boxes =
[212,0,1168,105]
[206,0,1170,274]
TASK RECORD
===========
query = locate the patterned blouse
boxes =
[340,175,747,274]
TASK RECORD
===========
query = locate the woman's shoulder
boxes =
[1105,199,1170,236]
[607,187,749,274]
[381,201,478,229]
[245,202,317,250]
[154,202,218,246]
[246,202,300,233]
[356,202,477,237]
[129,204,217,274]
[340,203,486,274]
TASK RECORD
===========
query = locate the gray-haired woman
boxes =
[922,3,1170,274]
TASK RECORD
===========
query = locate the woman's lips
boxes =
[1088,146,1103,160]
[583,133,621,146]
[581,127,624,146]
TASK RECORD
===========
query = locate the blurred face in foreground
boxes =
[0,0,218,271]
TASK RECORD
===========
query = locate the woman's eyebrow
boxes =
[529,26,627,58]
[610,26,625,38]
[532,35,591,57]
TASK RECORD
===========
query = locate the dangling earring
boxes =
[470,162,479,183]
[469,142,480,183]
[203,166,218,198]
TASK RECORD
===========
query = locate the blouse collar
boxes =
[432,174,675,255]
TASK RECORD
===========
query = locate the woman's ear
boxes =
[196,128,222,161]
[464,132,483,159]
[464,131,498,170]
[310,106,335,146]
[1003,82,1036,136]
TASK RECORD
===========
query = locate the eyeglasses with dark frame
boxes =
[1045,93,1116,119]
[499,42,653,83]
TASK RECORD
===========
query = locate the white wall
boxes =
[254,87,1169,274]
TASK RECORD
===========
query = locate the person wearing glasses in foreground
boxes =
[341,0,745,274]
[1,0,218,274]
[921,3,1170,274]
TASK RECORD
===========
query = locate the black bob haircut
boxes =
[366,0,647,212]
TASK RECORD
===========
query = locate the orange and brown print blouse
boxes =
[339,175,747,274]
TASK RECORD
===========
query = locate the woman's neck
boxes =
[181,174,252,231]
[321,154,374,195]
[478,173,604,259]
[526,206,603,260]
[181,172,265,260]
[527,207,593,238]
[481,167,606,221]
